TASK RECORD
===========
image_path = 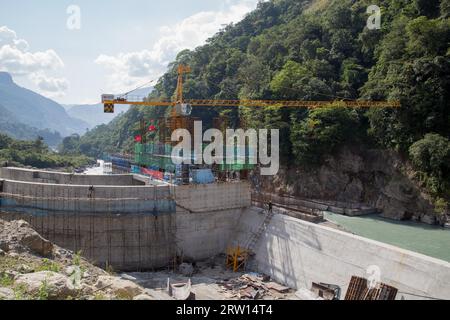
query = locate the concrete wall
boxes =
[234,208,450,300]
[0,208,244,271]
[175,182,251,212]
[0,179,175,214]
[0,168,249,271]
[176,209,244,261]
[0,211,176,271]
[0,167,144,186]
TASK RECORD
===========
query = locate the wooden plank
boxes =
[266,282,290,293]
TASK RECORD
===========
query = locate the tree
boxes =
[290,105,360,164]
[237,55,270,99]
[0,134,12,149]
[271,60,334,100]
[406,17,450,57]
[409,134,450,179]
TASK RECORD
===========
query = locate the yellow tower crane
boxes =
[101,64,400,115]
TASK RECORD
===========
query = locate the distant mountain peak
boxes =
[0,72,13,84]
[0,72,90,137]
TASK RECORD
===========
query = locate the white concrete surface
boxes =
[233,208,450,300]
[175,182,251,212]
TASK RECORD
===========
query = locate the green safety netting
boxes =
[134,142,256,171]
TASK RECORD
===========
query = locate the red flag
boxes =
[135,135,142,142]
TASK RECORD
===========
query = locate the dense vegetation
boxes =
[0,134,92,170]
[61,0,450,202]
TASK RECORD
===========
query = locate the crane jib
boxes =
[102,99,400,111]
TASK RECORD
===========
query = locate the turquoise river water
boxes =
[324,212,450,262]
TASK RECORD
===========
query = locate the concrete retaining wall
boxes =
[0,167,144,186]
[234,209,450,300]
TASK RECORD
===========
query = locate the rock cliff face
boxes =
[260,148,439,223]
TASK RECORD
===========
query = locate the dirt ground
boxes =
[121,259,300,300]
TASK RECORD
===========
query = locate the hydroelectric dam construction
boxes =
[0,63,448,301]
[1,0,450,306]
[1,165,449,300]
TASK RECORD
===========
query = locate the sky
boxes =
[0,0,261,104]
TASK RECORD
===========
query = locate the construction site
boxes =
[0,63,449,301]
[1,165,450,300]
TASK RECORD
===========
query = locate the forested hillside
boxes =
[63,0,450,203]
[0,134,92,169]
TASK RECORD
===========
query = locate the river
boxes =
[324,212,450,262]
[83,160,105,175]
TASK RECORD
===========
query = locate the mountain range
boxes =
[0,72,90,146]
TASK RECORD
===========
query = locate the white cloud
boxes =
[0,45,63,76]
[29,73,69,95]
[96,0,260,93]
[0,26,21,47]
[0,26,68,96]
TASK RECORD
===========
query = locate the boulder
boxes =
[0,240,9,252]
[95,276,143,299]
[0,287,14,300]
[0,220,53,257]
[79,283,96,296]
[19,233,53,257]
[14,271,76,299]
[133,293,154,300]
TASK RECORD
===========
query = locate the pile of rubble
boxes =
[217,273,291,300]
